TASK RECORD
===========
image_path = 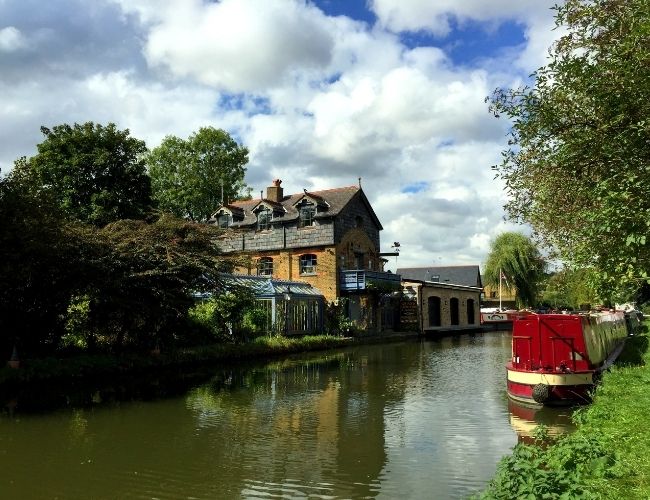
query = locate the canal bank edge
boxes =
[0,331,422,391]
[479,324,650,499]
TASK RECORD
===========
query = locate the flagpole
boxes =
[499,267,502,311]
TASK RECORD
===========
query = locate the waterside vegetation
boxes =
[0,334,358,389]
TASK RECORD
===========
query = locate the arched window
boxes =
[300,254,317,275]
[257,207,272,231]
[428,296,441,327]
[450,298,460,325]
[257,257,273,276]
[467,298,475,324]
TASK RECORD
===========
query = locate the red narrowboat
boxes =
[506,311,629,406]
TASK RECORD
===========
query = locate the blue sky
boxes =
[0,0,559,270]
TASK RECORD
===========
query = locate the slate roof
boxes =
[210,185,382,229]
[397,265,483,288]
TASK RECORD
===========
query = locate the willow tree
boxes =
[483,232,545,308]
[487,0,650,300]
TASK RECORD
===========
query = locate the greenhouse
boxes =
[217,274,325,335]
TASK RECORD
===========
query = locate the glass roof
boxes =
[218,273,324,299]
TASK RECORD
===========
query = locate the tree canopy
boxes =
[147,127,250,222]
[483,232,545,308]
[487,0,650,300]
[0,167,235,356]
[19,122,152,226]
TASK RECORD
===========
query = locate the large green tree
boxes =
[487,0,650,299]
[483,232,546,308]
[147,127,249,222]
[0,166,236,356]
[19,122,152,226]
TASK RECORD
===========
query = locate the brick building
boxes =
[209,179,401,333]
[397,266,483,333]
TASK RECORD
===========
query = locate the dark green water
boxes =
[0,331,573,499]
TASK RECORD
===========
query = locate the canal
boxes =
[0,331,575,499]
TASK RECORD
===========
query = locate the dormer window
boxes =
[257,207,272,231]
[216,213,231,228]
[211,206,243,227]
[299,203,316,228]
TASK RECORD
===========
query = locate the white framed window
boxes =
[257,208,272,231]
[299,254,317,275]
[257,257,273,276]
[299,204,316,227]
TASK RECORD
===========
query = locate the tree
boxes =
[18,122,152,226]
[1,163,237,356]
[0,169,100,356]
[483,232,545,308]
[79,214,237,351]
[147,127,250,221]
[540,267,599,310]
[487,0,650,300]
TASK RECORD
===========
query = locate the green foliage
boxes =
[324,298,356,336]
[61,295,93,350]
[148,127,249,221]
[0,169,233,356]
[540,267,599,310]
[189,286,267,343]
[487,0,650,300]
[0,172,100,356]
[19,122,152,226]
[483,232,545,308]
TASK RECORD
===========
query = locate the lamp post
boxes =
[284,285,292,335]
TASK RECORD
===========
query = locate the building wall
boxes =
[336,228,381,272]
[216,219,336,253]
[234,246,339,302]
[482,283,517,309]
[411,283,481,329]
[333,193,380,251]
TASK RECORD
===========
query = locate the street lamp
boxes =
[284,285,293,335]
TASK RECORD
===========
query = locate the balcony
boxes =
[339,269,402,292]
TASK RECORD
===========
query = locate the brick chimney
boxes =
[266,179,284,202]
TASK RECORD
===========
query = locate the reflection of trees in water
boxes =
[185,342,421,498]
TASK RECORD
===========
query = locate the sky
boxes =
[0,0,561,271]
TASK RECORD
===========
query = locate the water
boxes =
[0,331,570,499]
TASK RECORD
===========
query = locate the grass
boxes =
[479,324,650,499]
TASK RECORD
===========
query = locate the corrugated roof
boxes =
[397,265,483,288]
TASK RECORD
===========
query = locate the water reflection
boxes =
[507,399,577,444]
[0,332,524,499]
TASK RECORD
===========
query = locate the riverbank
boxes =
[480,326,650,499]
[0,331,419,390]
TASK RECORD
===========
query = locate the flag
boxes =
[500,270,509,287]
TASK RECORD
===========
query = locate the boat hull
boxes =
[506,364,594,406]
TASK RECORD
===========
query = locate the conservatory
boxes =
[218,274,325,335]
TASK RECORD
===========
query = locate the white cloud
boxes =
[118,0,336,92]
[1,0,561,268]
[369,0,553,35]
[0,26,27,51]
